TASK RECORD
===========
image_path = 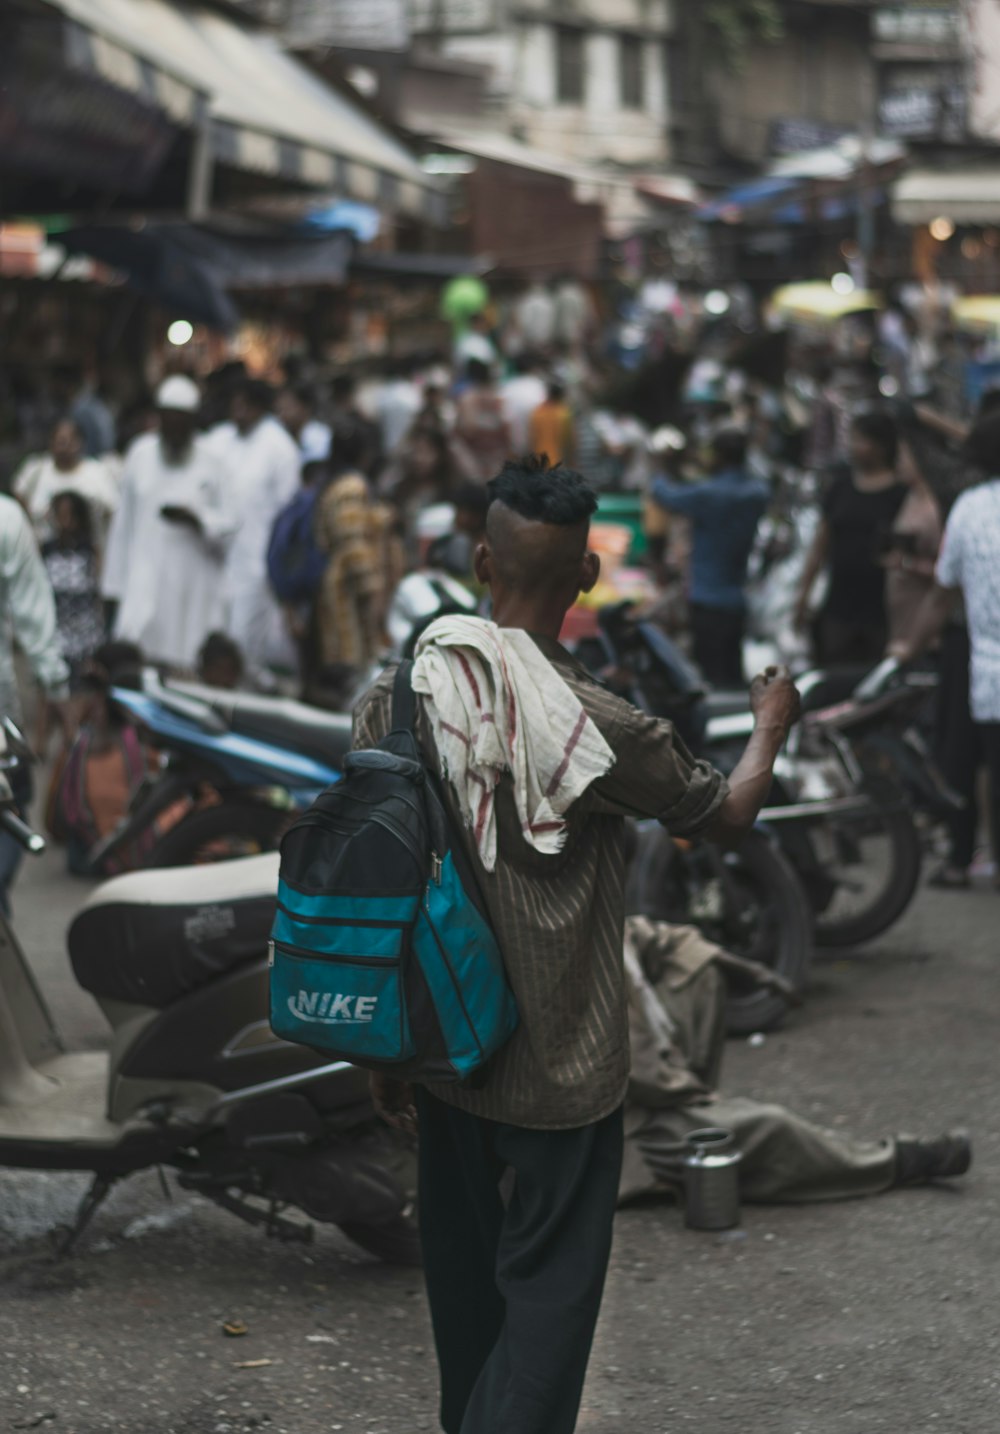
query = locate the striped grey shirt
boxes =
[353,636,728,1130]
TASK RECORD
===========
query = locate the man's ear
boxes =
[473,542,491,586]
[580,550,600,595]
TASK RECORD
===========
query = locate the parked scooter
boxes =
[0,720,418,1262]
[89,677,352,871]
[88,563,480,873]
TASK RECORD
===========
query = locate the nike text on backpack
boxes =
[269,663,518,1081]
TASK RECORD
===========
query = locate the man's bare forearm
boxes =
[708,722,787,848]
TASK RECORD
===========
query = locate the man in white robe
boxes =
[102,376,232,669]
[217,378,301,675]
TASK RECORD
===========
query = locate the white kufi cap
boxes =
[156,375,201,412]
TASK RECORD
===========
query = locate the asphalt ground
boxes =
[1,838,997,1434]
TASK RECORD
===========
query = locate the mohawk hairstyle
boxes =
[487,454,598,526]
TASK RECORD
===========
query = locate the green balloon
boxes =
[441,275,489,326]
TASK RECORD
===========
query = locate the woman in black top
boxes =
[795,409,909,665]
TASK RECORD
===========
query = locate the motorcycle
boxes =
[571,610,813,1034]
[583,603,939,951]
[705,659,954,948]
[90,676,353,871]
[0,719,418,1262]
[87,564,480,874]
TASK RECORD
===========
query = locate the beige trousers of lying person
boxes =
[620,1096,897,1205]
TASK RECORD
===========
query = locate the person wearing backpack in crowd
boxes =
[266,427,334,683]
[351,456,801,1434]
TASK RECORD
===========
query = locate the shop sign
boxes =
[879,86,941,137]
[879,79,966,141]
[768,118,851,156]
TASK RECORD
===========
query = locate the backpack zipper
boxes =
[430,851,443,886]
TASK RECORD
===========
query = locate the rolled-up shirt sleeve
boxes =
[588,705,729,837]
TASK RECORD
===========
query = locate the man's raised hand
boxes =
[749,665,801,737]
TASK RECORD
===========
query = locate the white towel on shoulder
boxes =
[411,615,615,872]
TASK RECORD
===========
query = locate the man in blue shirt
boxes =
[651,428,769,688]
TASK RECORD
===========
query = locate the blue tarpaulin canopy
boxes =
[58,222,353,331]
[698,177,801,224]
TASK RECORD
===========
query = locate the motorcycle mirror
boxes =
[0,718,34,766]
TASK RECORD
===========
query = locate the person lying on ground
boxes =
[619,915,971,1205]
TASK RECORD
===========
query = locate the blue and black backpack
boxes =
[269,663,518,1082]
[266,486,327,604]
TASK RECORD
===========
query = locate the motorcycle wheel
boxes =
[339,1206,422,1266]
[809,778,923,949]
[628,826,813,1035]
[143,802,290,868]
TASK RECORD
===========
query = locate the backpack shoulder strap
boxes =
[391,659,417,735]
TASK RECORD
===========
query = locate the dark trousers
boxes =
[976,724,1000,866]
[689,602,745,689]
[415,1087,624,1434]
[936,626,981,868]
[815,613,887,668]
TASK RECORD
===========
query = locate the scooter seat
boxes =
[69,854,281,1010]
[169,682,353,771]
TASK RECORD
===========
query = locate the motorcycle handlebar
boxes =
[852,656,901,705]
[0,807,46,856]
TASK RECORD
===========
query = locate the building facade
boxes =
[672,1,879,174]
[409,1,674,168]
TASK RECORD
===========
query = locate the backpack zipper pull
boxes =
[430,852,443,886]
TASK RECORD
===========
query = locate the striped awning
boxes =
[42,0,443,222]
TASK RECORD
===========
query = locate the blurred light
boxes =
[830,272,855,295]
[961,236,983,259]
[421,152,476,175]
[929,216,955,242]
[167,320,193,346]
[984,229,1000,248]
[346,65,378,98]
[840,239,860,258]
[879,375,900,398]
[704,289,731,316]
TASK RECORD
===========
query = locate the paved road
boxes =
[1,843,997,1434]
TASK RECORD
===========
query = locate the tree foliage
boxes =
[705,0,786,70]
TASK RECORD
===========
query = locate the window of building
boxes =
[620,33,644,110]
[555,26,585,105]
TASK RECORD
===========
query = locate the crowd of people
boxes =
[2,288,1000,900]
[2,289,993,1434]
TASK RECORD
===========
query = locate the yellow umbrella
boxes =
[951,295,1000,333]
[770,281,883,323]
